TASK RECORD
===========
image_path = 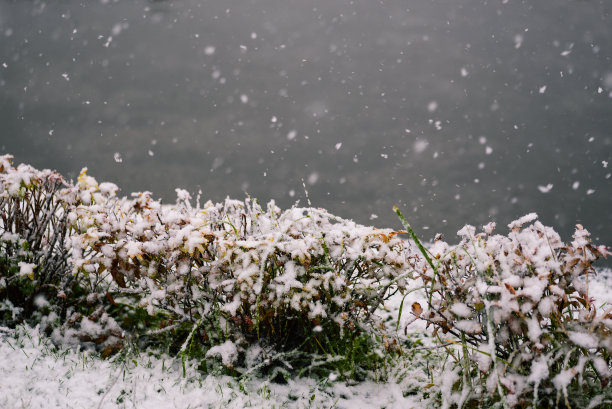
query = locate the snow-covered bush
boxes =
[1,156,416,376]
[68,171,417,377]
[0,154,75,325]
[399,210,611,408]
[0,155,124,354]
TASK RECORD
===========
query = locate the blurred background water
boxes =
[1,0,611,255]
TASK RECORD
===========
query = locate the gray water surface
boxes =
[1,0,611,255]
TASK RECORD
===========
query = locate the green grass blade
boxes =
[393,206,436,274]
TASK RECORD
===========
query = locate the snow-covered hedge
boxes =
[70,168,417,371]
[1,155,414,374]
[1,154,610,406]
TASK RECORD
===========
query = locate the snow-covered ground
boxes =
[0,325,421,409]
[2,269,610,409]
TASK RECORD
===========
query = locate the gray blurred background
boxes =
[1,0,611,255]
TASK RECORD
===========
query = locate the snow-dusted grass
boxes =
[0,320,428,409]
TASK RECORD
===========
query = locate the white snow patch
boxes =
[528,355,549,384]
[206,340,239,367]
[454,320,481,334]
[449,303,473,318]
[18,262,36,279]
[568,331,598,349]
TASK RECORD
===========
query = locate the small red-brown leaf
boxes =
[412,302,423,317]
[110,260,126,288]
[504,283,517,295]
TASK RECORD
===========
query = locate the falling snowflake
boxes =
[307,172,319,185]
[537,184,553,193]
